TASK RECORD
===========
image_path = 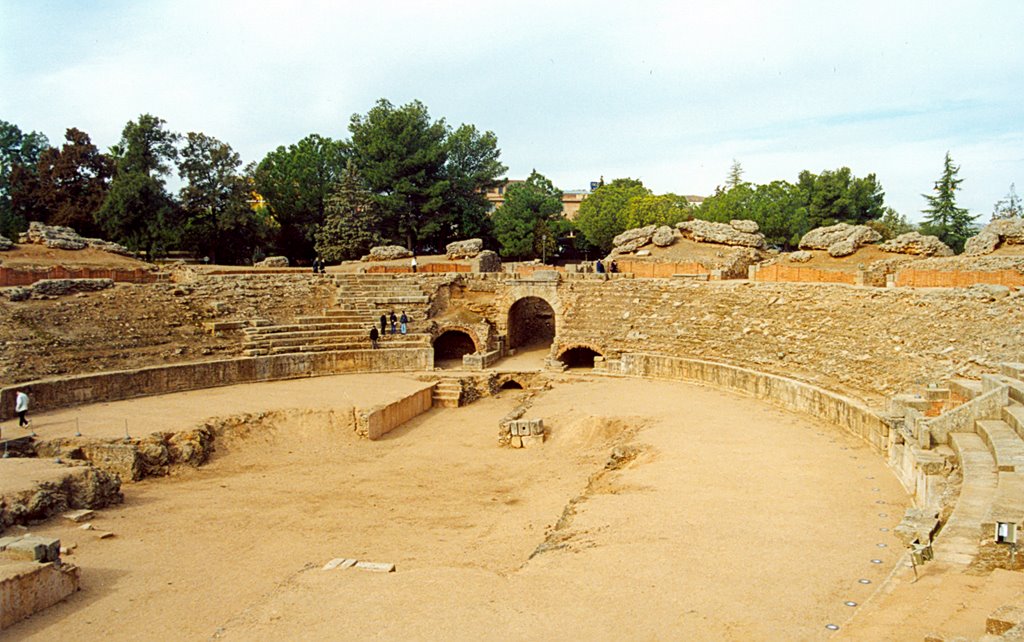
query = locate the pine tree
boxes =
[921,152,977,253]
[726,159,745,189]
[992,183,1022,220]
[314,160,382,262]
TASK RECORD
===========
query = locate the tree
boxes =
[726,159,744,189]
[348,99,449,252]
[622,193,692,229]
[314,160,383,262]
[252,134,347,260]
[796,167,885,229]
[868,207,916,240]
[920,152,977,253]
[25,128,113,236]
[0,120,49,238]
[992,183,1022,220]
[491,170,563,260]
[95,114,180,256]
[431,123,507,250]
[574,178,651,252]
[178,132,259,264]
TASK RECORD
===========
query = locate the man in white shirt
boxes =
[15,388,29,427]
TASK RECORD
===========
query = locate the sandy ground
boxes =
[0,370,928,641]
[0,244,152,269]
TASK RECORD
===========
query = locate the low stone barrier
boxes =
[601,352,889,452]
[0,348,433,420]
[0,561,80,630]
[613,260,713,279]
[922,384,1009,446]
[356,384,435,440]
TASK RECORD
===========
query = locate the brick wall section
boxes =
[613,260,710,278]
[0,267,168,287]
[0,348,432,420]
[894,269,1024,288]
[752,264,857,285]
[365,263,470,274]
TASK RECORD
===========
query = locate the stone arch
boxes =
[556,344,604,369]
[432,324,483,353]
[433,329,478,364]
[499,379,524,390]
[507,296,556,350]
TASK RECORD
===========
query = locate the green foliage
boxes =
[920,152,977,253]
[253,134,347,260]
[726,159,744,189]
[796,167,885,228]
[622,193,692,229]
[96,114,181,256]
[992,183,1022,221]
[314,160,383,262]
[178,132,260,264]
[0,120,49,238]
[429,124,507,250]
[574,178,651,252]
[491,171,563,260]
[868,207,917,240]
[697,166,886,250]
[348,99,449,252]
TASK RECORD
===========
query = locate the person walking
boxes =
[595,259,605,274]
[411,255,418,273]
[369,326,379,349]
[389,310,398,335]
[15,388,30,427]
[400,311,408,335]
[379,313,387,338]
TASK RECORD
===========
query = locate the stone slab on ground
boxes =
[354,561,395,573]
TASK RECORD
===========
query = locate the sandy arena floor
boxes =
[5,373,916,640]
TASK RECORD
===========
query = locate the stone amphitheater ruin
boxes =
[2,223,1024,639]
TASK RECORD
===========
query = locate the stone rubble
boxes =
[445,238,484,259]
[363,245,413,261]
[254,256,289,268]
[22,221,132,256]
[964,218,1024,255]
[879,232,954,257]
[799,223,882,257]
[675,219,767,249]
[0,234,13,251]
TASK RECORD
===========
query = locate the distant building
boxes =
[484,180,705,221]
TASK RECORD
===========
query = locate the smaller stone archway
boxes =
[557,344,604,369]
[433,326,481,366]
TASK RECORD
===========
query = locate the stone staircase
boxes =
[432,378,462,408]
[931,363,1024,566]
[242,274,434,357]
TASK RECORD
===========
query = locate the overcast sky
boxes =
[2,1,1022,221]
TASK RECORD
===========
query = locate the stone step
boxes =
[976,419,1024,472]
[933,432,998,565]
[263,342,429,355]
[948,377,984,400]
[1001,362,1024,382]
[249,334,432,349]
[986,471,1024,526]
[248,321,427,337]
[1003,404,1024,440]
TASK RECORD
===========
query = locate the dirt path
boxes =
[6,374,912,640]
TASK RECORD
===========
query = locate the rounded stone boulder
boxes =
[446,238,484,260]
[879,232,953,257]
[651,226,676,247]
[363,245,413,262]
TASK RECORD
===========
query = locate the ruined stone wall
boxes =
[750,263,857,285]
[0,348,432,420]
[541,278,1024,402]
[356,384,435,440]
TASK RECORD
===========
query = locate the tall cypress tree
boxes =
[921,152,976,253]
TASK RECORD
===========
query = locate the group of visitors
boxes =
[369,310,409,349]
[311,257,328,274]
[594,259,618,274]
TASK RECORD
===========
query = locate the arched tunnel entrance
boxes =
[507,297,555,350]
[433,330,476,367]
[559,346,602,369]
